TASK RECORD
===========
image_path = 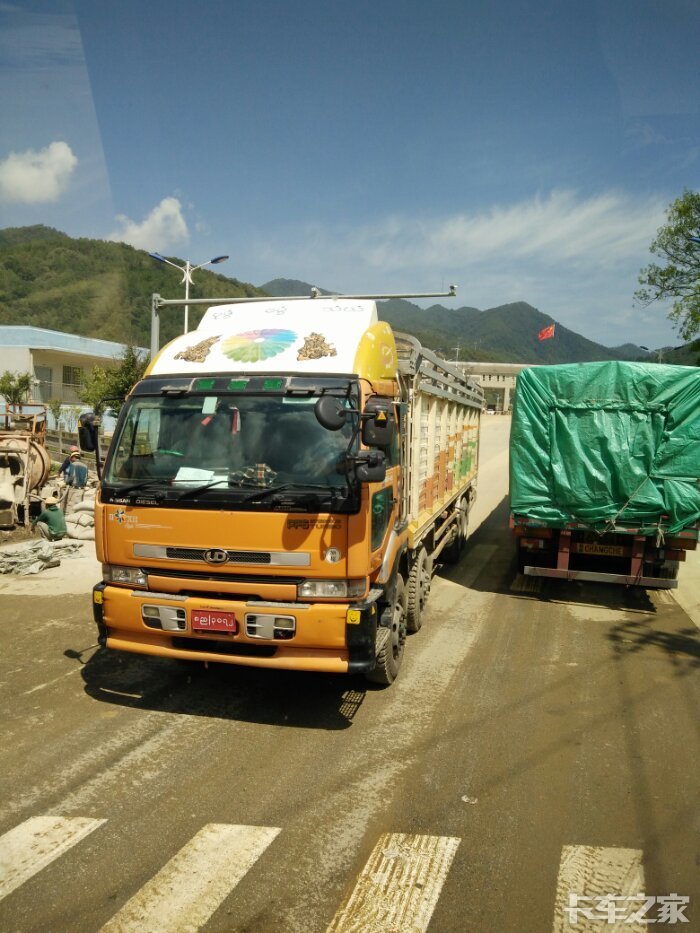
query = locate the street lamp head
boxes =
[149,252,167,262]
[210,255,229,264]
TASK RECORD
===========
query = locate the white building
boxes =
[0,326,147,432]
[458,361,535,412]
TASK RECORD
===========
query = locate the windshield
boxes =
[104,391,356,503]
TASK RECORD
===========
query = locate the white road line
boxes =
[327,833,460,933]
[100,823,280,933]
[21,667,81,696]
[552,845,645,932]
[0,815,106,901]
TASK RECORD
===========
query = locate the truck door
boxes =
[368,406,401,571]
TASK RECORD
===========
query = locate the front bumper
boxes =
[92,583,380,675]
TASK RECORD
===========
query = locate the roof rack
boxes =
[395,332,483,408]
[150,287,458,358]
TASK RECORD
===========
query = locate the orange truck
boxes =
[90,291,483,685]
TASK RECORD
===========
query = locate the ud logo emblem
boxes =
[203,548,229,565]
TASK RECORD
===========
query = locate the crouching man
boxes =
[32,496,67,541]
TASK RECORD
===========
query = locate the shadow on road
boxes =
[447,491,661,616]
[607,618,700,670]
[73,646,367,730]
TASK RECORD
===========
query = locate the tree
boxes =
[0,371,33,408]
[79,345,148,415]
[636,189,700,340]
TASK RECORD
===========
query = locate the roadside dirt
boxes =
[0,527,35,545]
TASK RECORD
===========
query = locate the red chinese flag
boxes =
[538,324,556,341]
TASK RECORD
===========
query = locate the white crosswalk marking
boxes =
[552,845,646,932]
[327,833,460,933]
[0,815,106,901]
[100,823,281,933]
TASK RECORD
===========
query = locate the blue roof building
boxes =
[0,325,146,406]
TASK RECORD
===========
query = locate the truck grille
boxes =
[165,548,271,564]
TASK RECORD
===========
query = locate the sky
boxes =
[1,0,699,349]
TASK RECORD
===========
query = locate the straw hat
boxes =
[45,496,59,506]
[70,450,81,459]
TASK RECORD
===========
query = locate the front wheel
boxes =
[366,576,407,686]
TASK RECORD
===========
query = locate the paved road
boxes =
[0,417,698,932]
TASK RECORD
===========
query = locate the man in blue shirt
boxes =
[65,451,89,488]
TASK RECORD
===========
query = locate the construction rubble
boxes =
[0,477,97,576]
[0,538,85,575]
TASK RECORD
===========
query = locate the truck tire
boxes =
[366,576,407,686]
[406,548,432,633]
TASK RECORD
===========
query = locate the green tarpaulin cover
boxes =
[510,361,700,535]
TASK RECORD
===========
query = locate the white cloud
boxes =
[107,197,189,251]
[250,189,674,346]
[0,140,77,203]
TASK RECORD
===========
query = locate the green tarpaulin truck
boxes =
[510,360,700,588]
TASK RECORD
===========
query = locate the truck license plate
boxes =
[575,543,625,557]
[191,610,237,633]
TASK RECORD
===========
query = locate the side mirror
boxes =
[354,449,386,484]
[78,411,99,452]
[315,395,347,431]
[361,398,394,448]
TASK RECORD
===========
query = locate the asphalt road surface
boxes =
[1,416,698,933]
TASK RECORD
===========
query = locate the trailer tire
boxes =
[406,548,431,633]
[366,576,407,686]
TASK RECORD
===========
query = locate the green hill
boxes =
[0,226,265,348]
[0,230,694,365]
[262,278,648,364]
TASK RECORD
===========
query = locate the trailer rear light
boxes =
[142,605,186,631]
[297,579,366,599]
[513,526,553,539]
[665,537,697,551]
[103,564,148,588]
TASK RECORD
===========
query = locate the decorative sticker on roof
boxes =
[174,336,221,363]
[221,329,297,362]
[297,333,337,361]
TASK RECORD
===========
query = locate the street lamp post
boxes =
[149,252,229,337]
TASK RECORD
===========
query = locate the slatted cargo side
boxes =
[395,334,483,548]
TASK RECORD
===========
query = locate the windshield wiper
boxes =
[108,480,170,496]
[242,483,346,504]
[175,479,229,501]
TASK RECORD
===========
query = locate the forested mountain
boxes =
[0,226,264,348]
[262,279,656,364]
[0,228,693,364]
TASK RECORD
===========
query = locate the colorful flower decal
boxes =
[221,329,296,362]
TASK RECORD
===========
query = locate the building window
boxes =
[62,365,83,387]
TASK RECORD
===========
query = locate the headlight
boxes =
[102,564,148,588]
[297,579,366,599]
